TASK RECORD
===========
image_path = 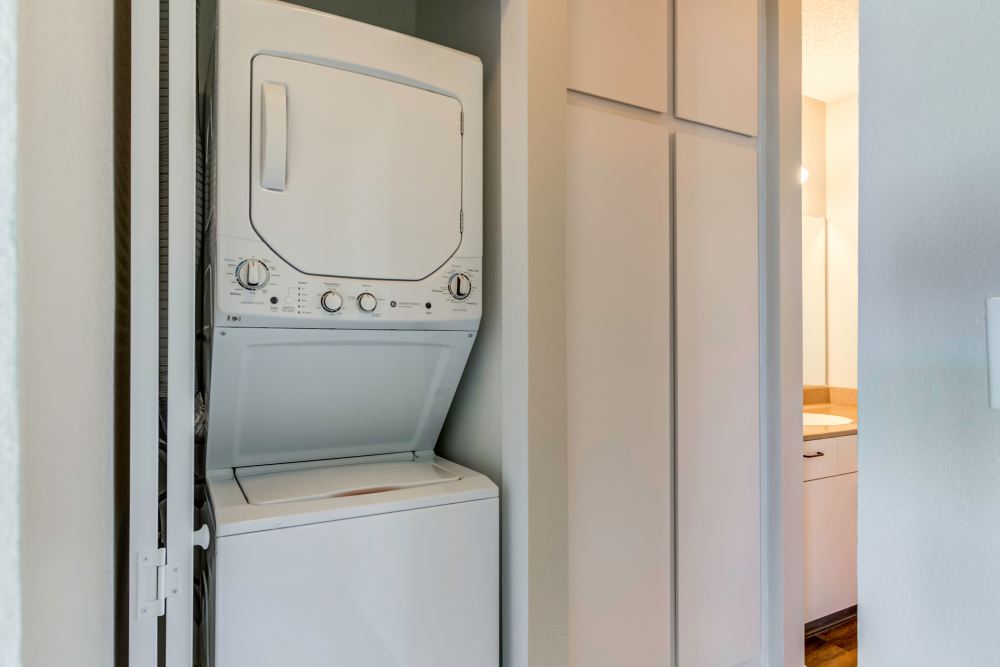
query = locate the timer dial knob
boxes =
[448,273,472,300]
[357,292,377,312]
[320,290,343,313]
[235,259,270,290]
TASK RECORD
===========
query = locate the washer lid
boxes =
[236,459,461,505]
[249,55,464,281]
[205,327,476,470]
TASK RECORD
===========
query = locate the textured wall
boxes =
[0,0,19,663]
[860,1,1000,662]
[18,0,116,664]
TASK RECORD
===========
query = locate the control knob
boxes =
[357,292,378,312]
[235,258,270,290]
[320,290,343,313]
[448,273,472,300]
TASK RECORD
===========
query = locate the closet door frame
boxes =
[760,0,806,665]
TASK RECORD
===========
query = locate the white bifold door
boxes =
[128,0,200,664]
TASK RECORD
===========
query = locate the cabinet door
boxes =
[568,0,668,112]
[804,472,858,622]
[675,0,759,135]
[566,103,672,666]
[676,132,760,666]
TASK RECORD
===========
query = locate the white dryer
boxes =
[201,2,496,665]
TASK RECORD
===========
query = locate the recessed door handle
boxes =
[261,81,287,191]
[803,451,825,459]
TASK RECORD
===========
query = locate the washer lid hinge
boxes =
[135,547,180,619]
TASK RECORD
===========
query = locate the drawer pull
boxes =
[803,451,825,459]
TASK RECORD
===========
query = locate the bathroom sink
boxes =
[803,413,853,427]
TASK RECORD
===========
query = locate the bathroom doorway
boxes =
[799,0,859,664]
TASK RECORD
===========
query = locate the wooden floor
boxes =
[805,618,857,667]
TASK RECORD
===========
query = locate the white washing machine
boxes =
[201,2,497,665]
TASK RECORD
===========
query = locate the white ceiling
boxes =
[802,0,859,102]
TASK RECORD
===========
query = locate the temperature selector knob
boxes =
[320,290,343,313]
[357,292,378,312]
[448,273,472,300]
[235,258,270,290]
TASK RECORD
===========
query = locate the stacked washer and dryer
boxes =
[200,1,498,665]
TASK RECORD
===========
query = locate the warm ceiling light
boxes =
[800,166,810,184]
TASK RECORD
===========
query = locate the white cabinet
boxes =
[675,0,759,135]
[803,434,857,482]
[566,103,672,666]
[675,132,760,667]
[804,435,858,623]
[567,0,668,112]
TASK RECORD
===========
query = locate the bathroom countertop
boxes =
[803,386,858,441]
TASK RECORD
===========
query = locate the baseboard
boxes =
[805,605,857,637]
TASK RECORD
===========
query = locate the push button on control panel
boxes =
[320,290,343,313]
[448,273,472,300]
[357,292,377,312]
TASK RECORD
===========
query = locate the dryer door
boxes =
[250,55,464,281]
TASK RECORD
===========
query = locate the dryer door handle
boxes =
[261,82,287,191]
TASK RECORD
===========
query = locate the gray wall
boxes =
[418,0,503,490]
[289,0,416,34]
[0,0,19,662]
[18,0,116,664]
[860,1,1000,662]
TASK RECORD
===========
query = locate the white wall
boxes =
[0,0,20,663]
[499,0,570,663]
[826,94,858,388]
[802,96,826,219]
[860,2,1000,663]
[18,0,116,665]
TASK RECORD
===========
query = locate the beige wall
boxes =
[18,0,116,664]
[826,94,858,388]
[802,96,828,385]
[801,93,857,389]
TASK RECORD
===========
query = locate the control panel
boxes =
[212,235,481,331]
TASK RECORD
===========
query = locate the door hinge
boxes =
[460,112,464,135]
[460,209,464,233]
[136,548,180,619]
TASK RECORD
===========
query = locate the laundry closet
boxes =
[124,0,773,665]
[128,1,516,665]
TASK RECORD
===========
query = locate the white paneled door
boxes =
[675,132,761,667]
[675,0,759,135]
[566,102,672,667]
[567,0,669,112]
[128,0,199,664]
